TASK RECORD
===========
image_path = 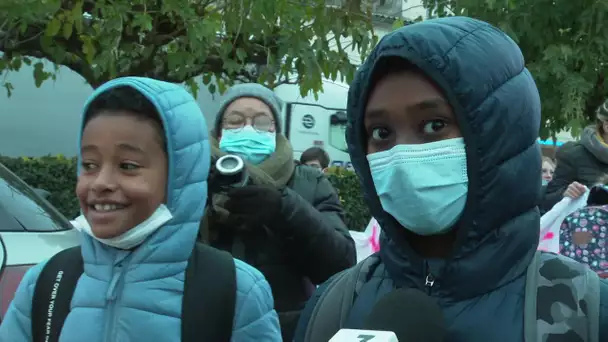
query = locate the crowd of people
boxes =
[1,15,608,342]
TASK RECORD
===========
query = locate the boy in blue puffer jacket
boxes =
[0,77,282,341]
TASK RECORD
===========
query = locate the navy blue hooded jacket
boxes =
[295,16,608,341]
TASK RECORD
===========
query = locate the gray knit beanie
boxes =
[213,83,283,135]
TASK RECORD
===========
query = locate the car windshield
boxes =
[0,163,71,232]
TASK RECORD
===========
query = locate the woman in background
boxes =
[542,100,608,211]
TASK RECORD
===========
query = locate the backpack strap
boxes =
[182,242,236,342]
[32,246,83,342]
[524,251,600,342]
[303,256,376,342]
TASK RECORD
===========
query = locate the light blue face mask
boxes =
[367,138,468,236]
[219,125,276,164]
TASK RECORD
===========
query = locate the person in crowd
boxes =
[0,78,281,341]
[201,83,356,341]
[541,156,555,185]
[541,100,608,212]
[560,176,608,279]
[300,147,330,172]
[294,17,608,342]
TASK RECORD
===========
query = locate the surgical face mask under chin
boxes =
[73,204,173,250]
[219,125,276,165]
[367,138,468,236]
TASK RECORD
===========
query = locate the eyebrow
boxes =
[227,110,272,119]
[365,98,448,119]
[80,143,145,154]
[413,98,447,110]
[117,143,145,154]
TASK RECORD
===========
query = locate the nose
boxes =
[90,166,118,193]
[396,129,425,145]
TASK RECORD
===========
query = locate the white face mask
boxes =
[73,204,173,250]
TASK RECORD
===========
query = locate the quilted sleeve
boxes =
[231,259,281,342]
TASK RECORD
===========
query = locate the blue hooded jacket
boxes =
[0,77,281,341]
[295,17,608,341]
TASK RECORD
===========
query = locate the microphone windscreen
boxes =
[363,288,446,342]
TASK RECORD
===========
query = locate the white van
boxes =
[274,81,352,170]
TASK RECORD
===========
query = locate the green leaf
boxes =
[3,82,14,97]
[33,62,51,88]
[62,20,73,39]
[235,48,247,62]
[185,78,200,98]
[81,36,96,64]
[133,13,153,31]
[72,1,84,33]
[392,19,404,31]
[10,58,22,70]
[217,78,227,94]
[222,59,241,74]
[45,18,62,37]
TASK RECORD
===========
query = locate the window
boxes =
[0,164,71,232]
[329,111,348,152]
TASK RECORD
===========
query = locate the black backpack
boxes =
[31,242,236,342]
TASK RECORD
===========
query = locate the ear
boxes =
[322,167,328,173]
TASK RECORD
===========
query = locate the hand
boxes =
[563,181,586,199]
[207,156,222,194]
[224,185,283,225]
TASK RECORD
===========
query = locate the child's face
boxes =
[541,161,554,182]
[364,69,462,153]
[76,113,167,239]
[304,159,323,169]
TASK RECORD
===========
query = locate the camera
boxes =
[210,154,250,193]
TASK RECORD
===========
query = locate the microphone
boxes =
[329,288,446,342]
[329,329,398,342]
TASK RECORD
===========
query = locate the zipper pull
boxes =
[425,273,435,287]
[106,263,123,301]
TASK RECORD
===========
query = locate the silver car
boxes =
[0,163,79,319]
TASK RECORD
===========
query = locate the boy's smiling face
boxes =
[76,112,167,239]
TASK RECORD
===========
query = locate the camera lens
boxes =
[216,155,244,176]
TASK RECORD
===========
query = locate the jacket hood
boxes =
[346,17,542,298]
[78,77,210,264]
[580,126,608,164]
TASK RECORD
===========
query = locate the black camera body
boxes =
[210,154,249,193]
